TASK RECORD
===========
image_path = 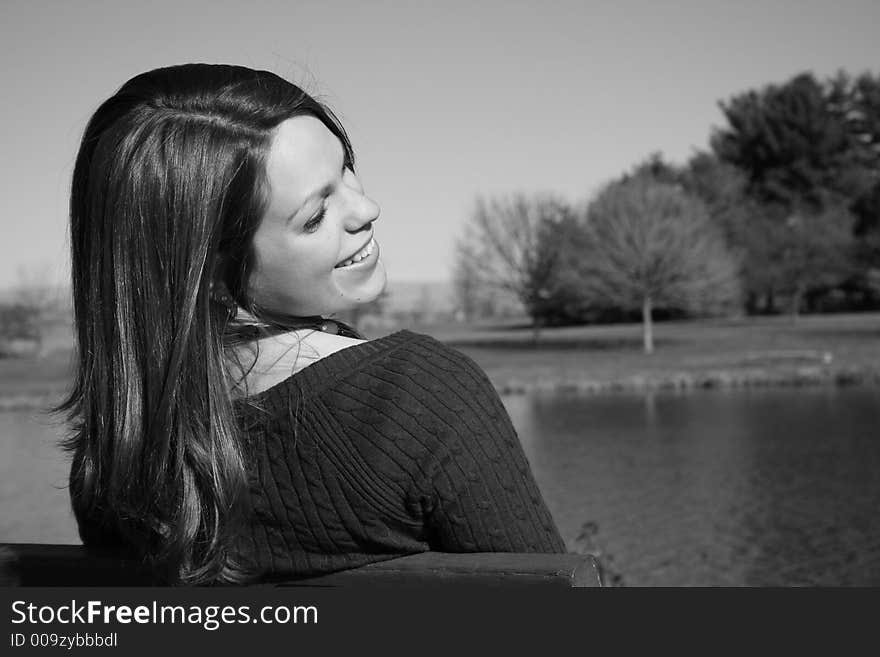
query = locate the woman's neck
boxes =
[226,325,366,398]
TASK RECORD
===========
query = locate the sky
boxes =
[2,0,879,291]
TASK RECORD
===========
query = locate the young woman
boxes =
[61,63,565,584]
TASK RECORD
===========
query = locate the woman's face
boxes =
[248,115,386,317]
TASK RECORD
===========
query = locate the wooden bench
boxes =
[0,544,602,587]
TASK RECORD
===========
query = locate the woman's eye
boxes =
[304,201,328,233]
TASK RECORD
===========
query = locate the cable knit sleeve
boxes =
[402,336,566,553]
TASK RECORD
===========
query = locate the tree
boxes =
[852,180,880,282]
[827,70,880,202]
[574,176,741,353]
[775,205,857,316]
[453,193,574,337]
[711,72,857,209]
[0,268,64,357]
[709,72,873,312]
[843,72,880,284]
[0,301,44,354]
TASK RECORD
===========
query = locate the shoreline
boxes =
[0,391,66,413]
[3,364,880,411]
[492,364,880,395]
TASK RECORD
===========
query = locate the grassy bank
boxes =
[414,312,880,395]
[2,312,879,409]
[0,348,72,411]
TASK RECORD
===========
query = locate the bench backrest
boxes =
[0,544,602,587]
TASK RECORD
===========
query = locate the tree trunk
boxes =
[790,284,804,322]
[745,291,757,315]
[642,296,654,354]
[531,314,541,346]
[763,288,776,314]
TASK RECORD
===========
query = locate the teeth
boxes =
[338,238,375,268]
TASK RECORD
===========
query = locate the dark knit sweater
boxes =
[233,329,565,580]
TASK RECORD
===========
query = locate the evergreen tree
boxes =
[711,72,854,209]
[709,71,871,313]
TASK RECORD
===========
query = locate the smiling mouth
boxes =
[335,237,376,268]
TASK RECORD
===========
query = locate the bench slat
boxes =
[0,544,601,587]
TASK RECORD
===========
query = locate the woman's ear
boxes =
[209,278,238,320]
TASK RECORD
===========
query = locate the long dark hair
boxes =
[58,64,354,584]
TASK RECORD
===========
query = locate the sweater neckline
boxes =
[234,329,417,404]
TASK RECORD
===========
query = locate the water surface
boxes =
[0,408,77,543]
[504,386,880,586]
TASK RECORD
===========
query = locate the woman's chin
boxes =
[333,259,387,311]
[353,259,387,304]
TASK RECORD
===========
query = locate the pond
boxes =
[2,386,879,585]
[504,386,880,586]
[0,407,76,544]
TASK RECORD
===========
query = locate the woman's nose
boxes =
[345,189,380,232]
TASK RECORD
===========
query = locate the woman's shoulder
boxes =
[323,328,492,394]
[317,328,487,384]
[315,330,507,450]
[327,330,501,419]
[379,330,492,387]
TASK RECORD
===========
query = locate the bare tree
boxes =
[0,266,65,357]
[453,193,573,337]
[576,176,741,353]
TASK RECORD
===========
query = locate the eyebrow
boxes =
[303,182,335,207]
